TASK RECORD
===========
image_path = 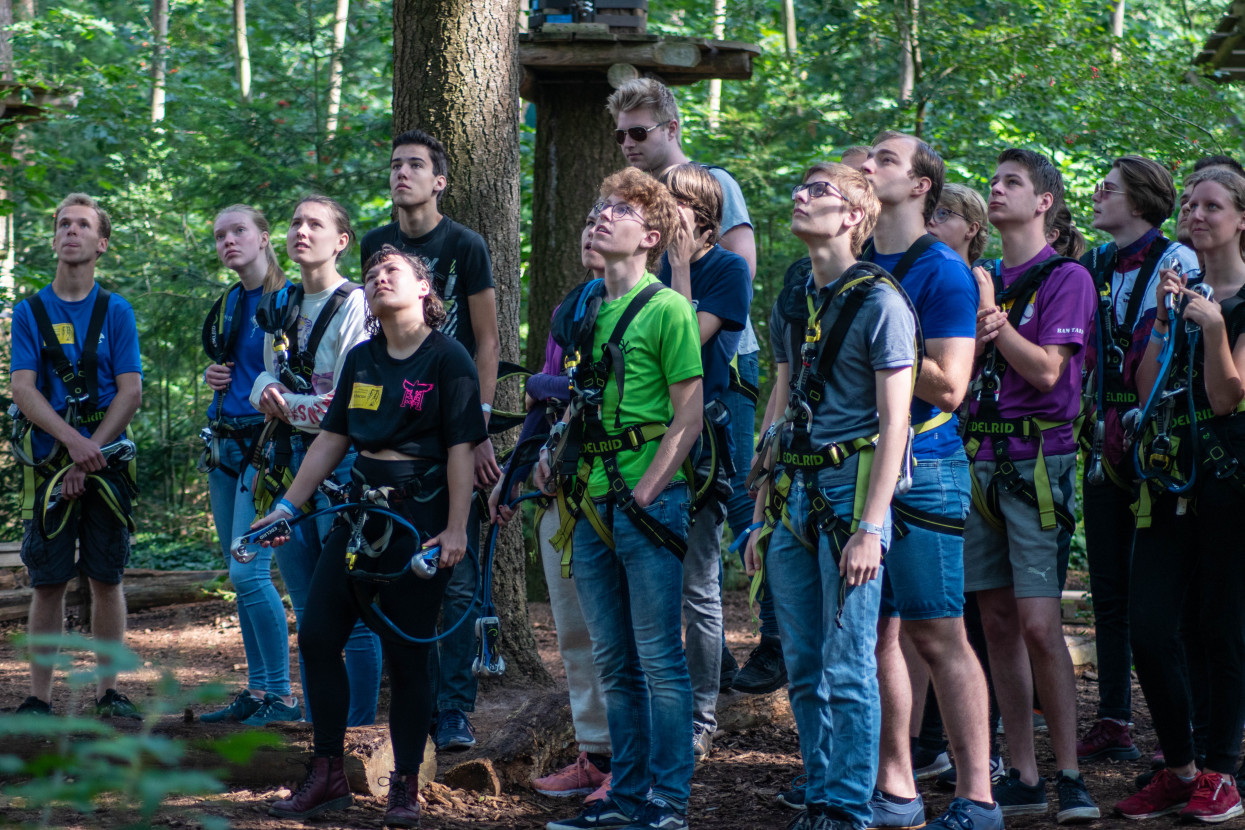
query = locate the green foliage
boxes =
[0,634,279,827]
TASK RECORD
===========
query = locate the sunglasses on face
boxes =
[1094,181,1126,197]
[791,180,846,202]
[930,206,966,225]
[614,121,671,145]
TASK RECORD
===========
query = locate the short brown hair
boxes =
[361,244,446,333]
[657,163,724,247]
[1046,201,1086,259]
[872,130,945,223]
[293,194,356,263]
[606,78,679,126]
[1112,156,1177,228]
[802,162,880,256]
[997,148,1064,205]
[599,167,680,272]
[939,184,990,263]
[55,193,111,242]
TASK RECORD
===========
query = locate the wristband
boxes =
[481,402,493,414]
[858,520,884,537]
[275,498,299,518]
[1149,329,1169,347]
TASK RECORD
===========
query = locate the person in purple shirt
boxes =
[961,148,1099,823]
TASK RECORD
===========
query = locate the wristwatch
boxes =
[858,520,884,537]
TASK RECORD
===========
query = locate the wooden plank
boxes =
[521,41,756,81]
[0,569,227,622]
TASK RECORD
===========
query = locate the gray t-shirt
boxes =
[706,165,760,356]
[769,274,916,446]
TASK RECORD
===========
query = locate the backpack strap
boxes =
[861,233,938,283]
[290,283,361,384]
[201,281,246,364]
[28,287,111,420]
[600,283,665,415]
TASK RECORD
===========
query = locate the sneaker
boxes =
[936,756,1006,791]
[1116,767,1197,819]
[1077,718,1141,762]
[1151,747,1165,769]
[1180,772,1244,824]
[925,797,1004,830]
[868,789,926,829]
[1033,710,1048,732]
[912,741,953,780]
[586,773,612,804]
[434,708,477,750]
[15,695,52,715]
[692,722,712,763]
[622,797,687,830]
[200,690,265,724]
[778,774,808,810]
[992,768,1047,816]
[547,797,633,830]
[535,752,610,797]
[94,688,142,720]
[1054,771,1100,824]
[720,644,739,692]
[240,693,302,726]
[732,635,787,695]
[784,813,826,830]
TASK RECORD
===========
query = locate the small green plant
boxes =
[0,633,279,828]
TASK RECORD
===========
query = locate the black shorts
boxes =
[20,486,132,586]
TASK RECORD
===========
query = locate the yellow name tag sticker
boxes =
[52,324,75,345]
[349,383,383,410]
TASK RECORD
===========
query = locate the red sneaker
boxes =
[1181,772,1244,824]
[532,752,608,798]
[1077,718,1141,761]
[585,773,612,804]
[1115,768,1197,820]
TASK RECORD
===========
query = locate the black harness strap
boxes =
[201,282,246,365]
[28,288,112,426]
[289,283,361,386]
[862,233,938,284]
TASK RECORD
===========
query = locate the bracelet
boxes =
[858,520,884,537]
[275,498,299,518]
[480,402,493,414]
[1149,329,1169,347]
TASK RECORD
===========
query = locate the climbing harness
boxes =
[35,437,138,541]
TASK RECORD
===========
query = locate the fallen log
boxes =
[447,690,574,789]
[0,569,228,623]
[2,717,434,798]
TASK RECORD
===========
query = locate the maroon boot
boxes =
[383,771,422,828]
[269,755,352,819]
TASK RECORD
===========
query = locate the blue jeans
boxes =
[721,351,778,637]
[572,483,695,816]
[766,464,885,828]
[429,499,481,713]
[208,418,291,696]
[276,432,383,726]
[880,451,971,620]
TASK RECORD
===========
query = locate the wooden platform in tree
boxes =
[519,32,760,88]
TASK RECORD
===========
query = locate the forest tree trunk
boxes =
[707,0,726,131]
[392,0,550,686]
[0,0,14,82]
[325,0,350,138]
[782,0,797,55]
[150,0,169,122]
[525,78,620,373]
[234,0,252,103]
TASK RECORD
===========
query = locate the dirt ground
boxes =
[0,585,1218,829]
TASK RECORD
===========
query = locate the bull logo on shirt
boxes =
[401,379,435,410]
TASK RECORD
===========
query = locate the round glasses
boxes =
[592,201,648,226]
[930,206,966,225]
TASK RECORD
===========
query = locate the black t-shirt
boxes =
[321,330,487,458]
[359,216,494,356]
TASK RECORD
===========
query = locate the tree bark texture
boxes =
[0,0,14,82]
[324,0,350,138]
[149,0,169,122]
[233,0,252,103]
[782,0,797,55]
[525,78,620,373]
[392,0,550,686]
[16,0,30,20]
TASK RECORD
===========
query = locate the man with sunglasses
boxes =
[1077,157,1197,767]
[606,78,782,701]
[858,132,1000,830]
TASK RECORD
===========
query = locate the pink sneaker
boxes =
[585,773,612,804]
[533,752,608,798]
[1181,772,1244,824]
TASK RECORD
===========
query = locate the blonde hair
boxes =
[293,194,356,263]
[802,162,880,256]
[55,193,112,242]
[939,183,990,263]
[606,78,679,126]
[1186,167,1245,260]
[215,204,285,293]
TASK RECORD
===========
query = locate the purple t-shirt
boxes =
[968,246,1095,461]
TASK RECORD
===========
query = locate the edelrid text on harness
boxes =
[545,279,689,575]
[1080,238,1177,489]
[747,263,922,621]
[959,256,1079,534]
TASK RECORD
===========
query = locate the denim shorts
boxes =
[880,452,971,620]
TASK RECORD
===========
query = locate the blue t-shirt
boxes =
[10,283,143,457]
[657,244,752,404]
[207,283,278,421]
[867,240,978,459]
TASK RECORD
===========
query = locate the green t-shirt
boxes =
[585,274,703,497]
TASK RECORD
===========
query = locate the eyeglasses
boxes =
[930,206,966,225]
[1094,181,1126,197]
[593,201,648,226]
[614,121,671,145]
[791,180,846,202]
